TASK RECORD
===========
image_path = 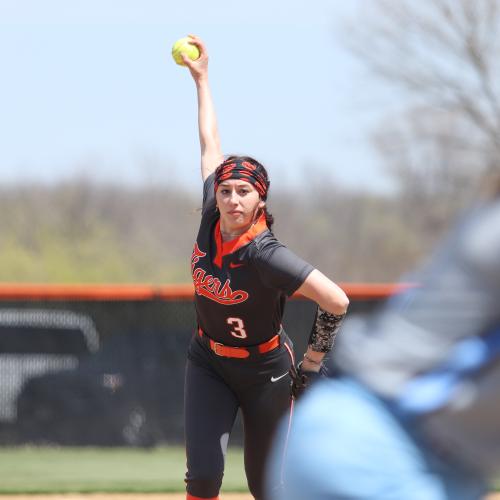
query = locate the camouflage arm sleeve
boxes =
[308,307,346,353]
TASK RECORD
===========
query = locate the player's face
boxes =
[216,180,265,233]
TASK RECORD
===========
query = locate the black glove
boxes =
[289,361,325,400]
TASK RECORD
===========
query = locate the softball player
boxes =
[179,35,349,500]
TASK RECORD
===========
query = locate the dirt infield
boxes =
[2,494,500,500]
[0,496,252,500]
[0,494,498,500]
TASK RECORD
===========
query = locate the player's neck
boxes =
[220,226,249,241]
[219,210,263,241]
[220,220,254,241]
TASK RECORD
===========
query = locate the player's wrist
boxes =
[301,352,323,372]
[301,359,321,372]
[194,74,209,86]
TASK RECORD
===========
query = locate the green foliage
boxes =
[0,183,198,284]
[0,178,470,284]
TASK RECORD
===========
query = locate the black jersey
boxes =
[191,174,314,346]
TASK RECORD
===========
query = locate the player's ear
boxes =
[258,200,265,209]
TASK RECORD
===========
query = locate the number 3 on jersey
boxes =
[227,317,247,339]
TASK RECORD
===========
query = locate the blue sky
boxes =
[0,0,396,192]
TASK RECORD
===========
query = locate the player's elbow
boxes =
[326,289,349,315]
[318,283,349,315]
[299,269,349,315]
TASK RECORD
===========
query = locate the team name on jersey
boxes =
[191,242,249,305]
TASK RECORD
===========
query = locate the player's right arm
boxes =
[182,35,224,182]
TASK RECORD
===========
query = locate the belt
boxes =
[198,327,282,359]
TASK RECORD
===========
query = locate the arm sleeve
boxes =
[253,239,315,296]
[202,173,216,215]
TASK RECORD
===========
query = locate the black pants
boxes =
[184,332,294,499]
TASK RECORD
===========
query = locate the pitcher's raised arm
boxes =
[180,35,224,181]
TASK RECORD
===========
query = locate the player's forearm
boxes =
[296,270,349,372]
[195,77,222,179]
[196,77,218,148]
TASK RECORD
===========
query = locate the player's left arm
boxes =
[253,243,348,395]
[295,269,349,372]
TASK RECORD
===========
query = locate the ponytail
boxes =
[264,206,274,230]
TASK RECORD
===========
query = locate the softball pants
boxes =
[184,332,294,500]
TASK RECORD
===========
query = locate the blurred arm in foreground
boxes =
[266,172,500,500]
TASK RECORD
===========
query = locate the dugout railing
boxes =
[0,283,408,447]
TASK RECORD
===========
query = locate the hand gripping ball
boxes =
[172,37,200,66]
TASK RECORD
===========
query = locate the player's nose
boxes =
[229,190,240,204]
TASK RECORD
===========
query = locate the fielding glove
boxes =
[289,361,325,400]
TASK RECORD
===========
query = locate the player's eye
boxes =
[220,189,230,195]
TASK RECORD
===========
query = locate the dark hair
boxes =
[222,155,274,230]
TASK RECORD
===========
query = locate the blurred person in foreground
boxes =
[266,173,500,500]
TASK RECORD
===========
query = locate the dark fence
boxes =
[0,283,407,447]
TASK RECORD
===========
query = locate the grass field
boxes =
[0,446,498,498]
[0,446,248,494]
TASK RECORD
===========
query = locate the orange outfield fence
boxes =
[0,282,415,301]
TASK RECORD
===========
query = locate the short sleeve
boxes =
[253,238,314,296]
[202,173,216,215]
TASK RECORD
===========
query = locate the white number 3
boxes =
[227,317,247,339]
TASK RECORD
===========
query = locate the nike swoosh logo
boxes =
[230,262,245,268]
[271,372,289,383]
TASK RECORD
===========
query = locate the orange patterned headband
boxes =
[214,160,269,198]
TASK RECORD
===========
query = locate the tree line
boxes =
[2,0,498,285]
[0,174,474,284]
